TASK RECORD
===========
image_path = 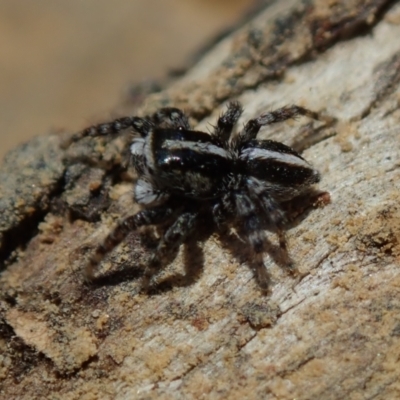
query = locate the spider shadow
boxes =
[149,237,207,294]
[216,225,294,294]
[86,189,327,293]
[146,221,215,294]
[85,226,210,292]
[86,264,143,288]
[291,122,336,154]
[280,188,330,230]
[80,230,157,288]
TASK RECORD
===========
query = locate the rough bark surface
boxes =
[1,1,400,399]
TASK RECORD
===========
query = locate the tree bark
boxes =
[1,1,400,399]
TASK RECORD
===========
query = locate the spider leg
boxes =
[245,178,287,228]
[63,116,154,148]
[246,179,292,267]
[212,101,243,146]
[258,192,297,273]
[140,210,199,290]
[238,105,331,143]
[212,195,235,228]
[234,192,270,291]
[84,203,175,281]
[150,107,191,130]
[257,193,289,251]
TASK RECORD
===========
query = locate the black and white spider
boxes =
[70,101,331,291]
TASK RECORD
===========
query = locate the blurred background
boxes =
[0,0,255,161]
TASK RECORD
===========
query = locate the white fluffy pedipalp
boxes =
[130,138,145,157]
[134,179,169,205]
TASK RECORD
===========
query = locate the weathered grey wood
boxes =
[1,1,400,399]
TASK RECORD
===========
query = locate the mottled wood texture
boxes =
[1,0,400,399]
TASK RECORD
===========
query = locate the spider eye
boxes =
[178,126,184,131]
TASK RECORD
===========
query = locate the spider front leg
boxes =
[212,101,243,146]
[140,210,199,291]
[238,105,333,143]
[62,116,154,149]
[84,204,175,282]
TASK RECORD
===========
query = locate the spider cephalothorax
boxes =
[70,101,331,291]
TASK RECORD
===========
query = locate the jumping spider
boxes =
[68,101,332,291]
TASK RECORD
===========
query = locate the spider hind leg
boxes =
[233,192,272,291]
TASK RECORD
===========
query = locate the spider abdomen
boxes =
[240,139,320,200]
